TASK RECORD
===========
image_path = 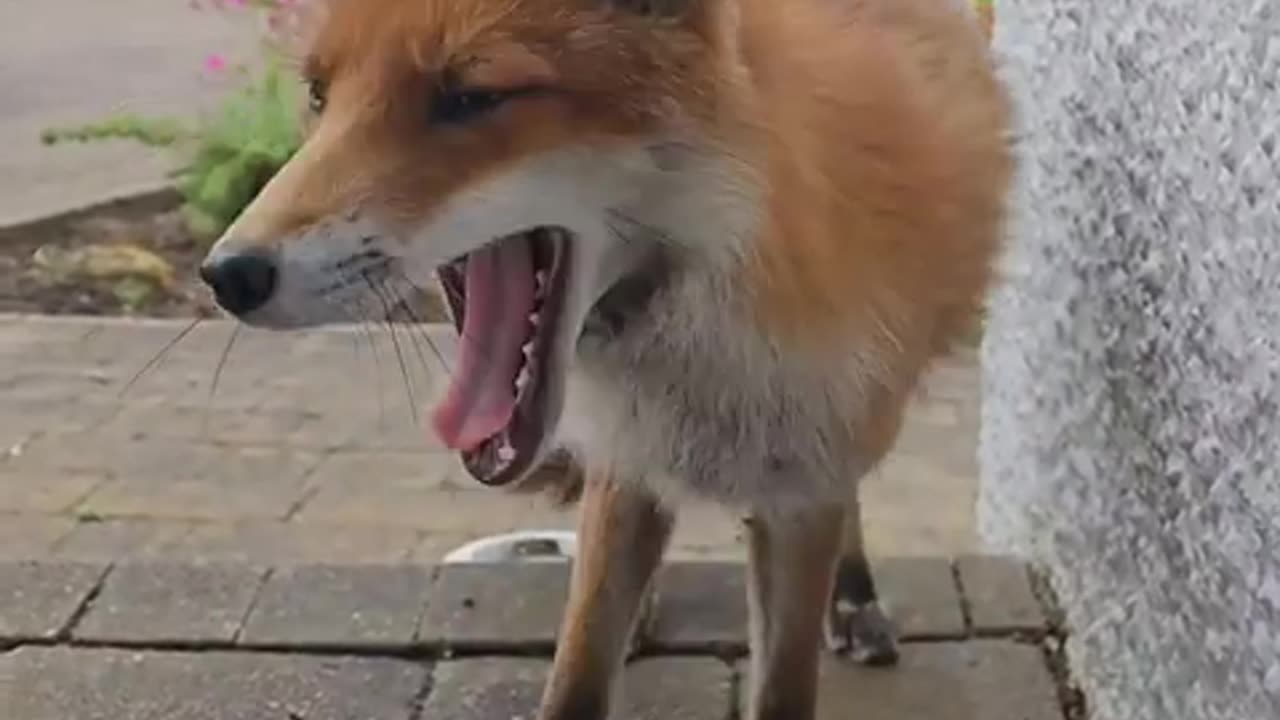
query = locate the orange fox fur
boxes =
[201,0,1012,718]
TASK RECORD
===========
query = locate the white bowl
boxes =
[442,530,578,564]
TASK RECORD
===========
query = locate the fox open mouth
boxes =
[432,227,570,486]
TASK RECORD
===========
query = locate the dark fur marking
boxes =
[832,553,878,605]
[582,251,671,339]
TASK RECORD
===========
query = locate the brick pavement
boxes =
[0,557,1066,719]
[0,314,1058,718]
[0,314,981,565]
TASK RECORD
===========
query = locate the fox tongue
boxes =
[431,239,535,451]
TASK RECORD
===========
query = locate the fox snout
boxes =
[199,247,280,317]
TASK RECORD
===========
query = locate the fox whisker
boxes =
[364,274,420,421]
[201,322,241,434]
[120,317,202,397]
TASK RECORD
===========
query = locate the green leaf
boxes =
[113,276,158,312]
[47,42,307,242]
[182,206,224,245]
[40,115,189,148]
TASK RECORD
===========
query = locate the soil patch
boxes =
[0,190,444,321]
[0,191,215,317]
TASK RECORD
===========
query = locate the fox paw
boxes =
[823,598,900,667]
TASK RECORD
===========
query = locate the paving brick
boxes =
[0,319,95,363]
[73,562,267,644]
[338,408,452,451]
[104,404,328,446]
[47,322,236,377]
[51,518,195,563]
[307,450,468,491]
[837,639,1062,719]
[79,476,314,521]
[644,559,965,649]
[649,562,748,652]
[667,542,748,562]
[282,409,380,448]
[0,561,107,640]
[0,468,104,513]
[0,647,427,720]
[0,513,76,560]
[418,562,570,649]
[239,564,433,648]
[920,356,981,402]
[737,641,1062,720]
[874,557,967,639]
[0,398,122,441]
[0,369,138,406]
[8,434,220,478]
[0,424,35,456]
[907,394,964,427]
[407,531,486,564]
[892,410,980,476]
[861,454,980,556]
[174,445,325,484]
[619,658,735,720]
[168,520,420,565]
[673,503,747,551]
[420,658,546,719]
[0,318,985,569]
[420,657,737,720]
[61,359,248,410]
[956,555,1046,634]
[75,446,323,521]
[862,509,980,559]
[293,486,576,532]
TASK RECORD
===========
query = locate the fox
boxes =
[198,0,1011,717]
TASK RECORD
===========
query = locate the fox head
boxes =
[202,0,754,324]
[201,0,763,485]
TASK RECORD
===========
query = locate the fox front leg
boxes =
[537,473,673,720]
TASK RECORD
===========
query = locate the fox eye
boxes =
[307,79,327,114]
[430,88,509,125]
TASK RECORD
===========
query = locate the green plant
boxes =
[40,0,311,244]
[175,58,302,240]
[42,58,302,243]
[40,115,186,149]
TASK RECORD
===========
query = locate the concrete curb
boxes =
[0,185,180,238]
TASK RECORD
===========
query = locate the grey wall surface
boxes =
[976,2,1280,719]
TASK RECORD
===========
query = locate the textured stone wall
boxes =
[976,2,1280,719]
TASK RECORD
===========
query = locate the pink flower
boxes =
[204,54,229,73]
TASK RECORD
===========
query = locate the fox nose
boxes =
[199,248,279,316]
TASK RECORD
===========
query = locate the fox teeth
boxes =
[497,443,516,462]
